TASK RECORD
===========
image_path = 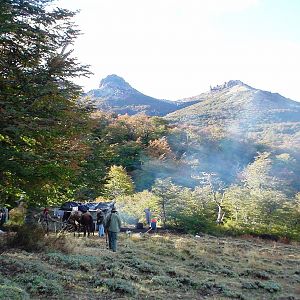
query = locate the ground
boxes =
[0,232,299,299]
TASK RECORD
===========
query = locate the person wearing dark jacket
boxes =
[107,207,122,252]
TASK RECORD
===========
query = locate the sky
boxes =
[54,0,300,101]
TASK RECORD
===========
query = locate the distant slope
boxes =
[166,80,300,152]
[83,74,196,116]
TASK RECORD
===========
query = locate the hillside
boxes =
[1,233,299,299]
[83,75,196,116]
[166,80,300,153]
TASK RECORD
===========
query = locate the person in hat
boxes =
[107,207,122,252]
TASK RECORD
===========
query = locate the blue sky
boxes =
[54,0,300,101]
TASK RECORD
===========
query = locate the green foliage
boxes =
[103,165,134,199]
[0,0,91,207]
[15,274,63,296]
[151,178,217,232]
[151,275,180,287]
[76,112,170,198]
[223,183,300,239]
[242,280,281,293]
[0,285,29,300]
[6,203,27,226]
[116,190,160,224]
[93,278,136,295]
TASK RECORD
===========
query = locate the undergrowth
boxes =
[0,232,299,299]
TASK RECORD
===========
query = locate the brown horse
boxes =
[64,211,94,237]
[80,211,94,237]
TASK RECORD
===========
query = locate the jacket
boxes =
[108,212,122,233]
[96,212,104,225]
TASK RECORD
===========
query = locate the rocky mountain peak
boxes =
[210,80,249,92]
[99,74,132,91]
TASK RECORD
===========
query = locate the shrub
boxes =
[45,234,75,253]
[151,276,180,287]
[0,285,29,300]
[198,280,230,296]
[257,281,281,293]
[7,224,46,251]
[93,278,136,295]
[15,274,63,296]
[105,278,136,295]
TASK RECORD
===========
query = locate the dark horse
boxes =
[65,211,94,237]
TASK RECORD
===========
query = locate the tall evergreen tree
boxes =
[0,0,91,207]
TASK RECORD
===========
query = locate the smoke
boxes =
[134,85,300,194]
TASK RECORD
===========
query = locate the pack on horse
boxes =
[64,210,94,237]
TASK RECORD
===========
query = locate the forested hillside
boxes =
[164,80,300,192]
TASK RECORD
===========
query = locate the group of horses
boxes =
[62,210,109,237]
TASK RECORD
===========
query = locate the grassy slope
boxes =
[0,233,299,300]
[166,85,300,154]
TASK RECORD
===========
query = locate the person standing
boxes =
[107,207,122,252]
[150,216,157,233]
[0,209,4,229]
[96,209,105,237]
[41,208,50,233]
[144,208,151,227]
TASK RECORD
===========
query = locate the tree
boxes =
[241,152,274,190]
[197,172,226,224]
[103,166,134,199]
[147,137,174,159]
[115,191,160,224]
[152,178,182,228]
[0,0,91,207]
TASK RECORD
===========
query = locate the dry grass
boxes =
[0,232,299,299]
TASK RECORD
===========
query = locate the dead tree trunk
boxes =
[213,191,226,225]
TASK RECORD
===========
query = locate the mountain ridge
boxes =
[83,74,196,116]
[166,79,300,153]
[82,75,300,148]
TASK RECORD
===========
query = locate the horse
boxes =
[80,211,94,237]
[65,210,94,237]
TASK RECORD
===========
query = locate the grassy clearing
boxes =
[0,232,299,299]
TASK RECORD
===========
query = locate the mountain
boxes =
[166,80,300,152]
[83,74,196,116]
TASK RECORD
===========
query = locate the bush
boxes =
[0,285,29,300]
[45,234,75,253]
[92,278,136,296]
[104,278,136,295]
[151,275,180,287]
[8,224,46,252]
[15,274,63,296]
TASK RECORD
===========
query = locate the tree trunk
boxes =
[216,204,225,224]
[162,198,167,228]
